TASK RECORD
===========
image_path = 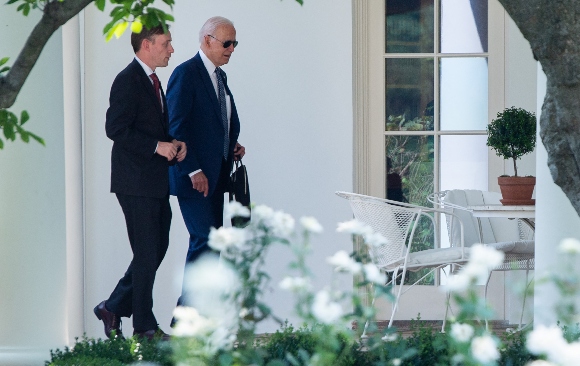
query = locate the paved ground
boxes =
[356,320,526,338]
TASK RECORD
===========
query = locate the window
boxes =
[354,0,497,285]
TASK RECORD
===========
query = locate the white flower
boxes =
[224,200,250,218]
[208,226,246,251]
[450,323,474,343]
[442,273,471,293]
[391,359,401,366]
[470,244,504,270]
[527,325,567,359]
[300,216,323,233]
[363,263,386,284]
[470,334,500,364]
[363,232,388,247]
[312,289,343,324]
[381,333,398,342]
[555,342,580,366]
[253,205,274,221]
[239,308,249,318]
[327,250,362,274]
[182,255,240,326]
[172,306,218,337]
[279,276,312,292]
[526,361,557,366]
[336,219,373,236]
[270,210,295,237]
[462,262,491,283]
[559,238,580,254]
[207,325,236,352]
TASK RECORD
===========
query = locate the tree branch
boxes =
[0,0,94,109]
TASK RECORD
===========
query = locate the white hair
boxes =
[199,16,234,43]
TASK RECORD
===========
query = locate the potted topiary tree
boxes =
[487,106,537,205]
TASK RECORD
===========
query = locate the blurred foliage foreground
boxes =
[46,203,580,366]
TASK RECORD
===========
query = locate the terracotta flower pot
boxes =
[497,176,536,205]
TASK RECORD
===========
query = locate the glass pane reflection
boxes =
[440,135,488,191]
[440,0,488,53]
[385,135,434,207]
[386,135,435,285]
[440,57,488,130]
[386,0,434,53]
[386,58,434,131]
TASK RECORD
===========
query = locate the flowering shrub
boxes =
[46,203,580,366]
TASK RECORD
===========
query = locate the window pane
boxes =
[386,135,435,285]
[386,135,434,206]
[440,135,488,191]
[386,0,434,53]
[386,58,434,131]
[440,0,488,53]
[440,57,488,130]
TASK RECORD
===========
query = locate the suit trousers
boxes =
[106,193,171,331]
[176,158,229,306]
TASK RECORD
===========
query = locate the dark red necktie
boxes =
[150,73,162,108]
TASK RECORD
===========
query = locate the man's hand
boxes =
[172,139,187,162]
[234,142,245,161]
[157,141,177,161]
[191,171,209,197]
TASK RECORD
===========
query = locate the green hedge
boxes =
[46,320,546,366]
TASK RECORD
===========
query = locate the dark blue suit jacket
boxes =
[106,59,172,198]
[167,53,240,198]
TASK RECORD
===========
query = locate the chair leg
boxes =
[387,268,407,328]
[361,283,376,338]
[441,290,451,333]
[484,271,493,331]
[519,267,531,329]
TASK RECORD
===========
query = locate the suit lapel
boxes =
[132,60,165,119]
[193,54,222,122]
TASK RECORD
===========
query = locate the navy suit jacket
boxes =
[167,53,240,198]
[106,59,172,198]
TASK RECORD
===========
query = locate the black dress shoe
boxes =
[94,300,123,339]
[133,328,171,341]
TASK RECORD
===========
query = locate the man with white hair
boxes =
[166,16,246,316]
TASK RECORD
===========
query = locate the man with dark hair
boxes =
[94,25,185,341]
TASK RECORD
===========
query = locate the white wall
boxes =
[83,0,353,337]
[0,8,67,365]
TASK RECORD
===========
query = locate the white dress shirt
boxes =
[190,49,232,177]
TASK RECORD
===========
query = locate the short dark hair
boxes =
[131,24,170,53]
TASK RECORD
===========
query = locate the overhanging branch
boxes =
[0,0,94,109]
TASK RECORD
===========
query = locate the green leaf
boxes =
[0,66,9,74]
[5,0,19,5]
[0,138,4,149]
[20,131,29,143]
[3,120,15,140]
[113,21,129,39]
[95,0,106,11]
[28,132,45,146]
[20,110,29,124]
[0,57,9,67]
[22,3,30,16]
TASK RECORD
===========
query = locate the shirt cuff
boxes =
[189,169,202,177]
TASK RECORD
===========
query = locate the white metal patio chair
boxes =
[428,190,534,328]
[335,191,471,333]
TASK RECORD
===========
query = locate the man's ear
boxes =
[141,38,150,52]
[202,35,211,48]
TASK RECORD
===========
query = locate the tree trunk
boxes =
[0,0,94,109]
[498,0,580,215]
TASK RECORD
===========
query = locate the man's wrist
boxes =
[189,169,202,177]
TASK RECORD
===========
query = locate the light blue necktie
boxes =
[216,67,229,159]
